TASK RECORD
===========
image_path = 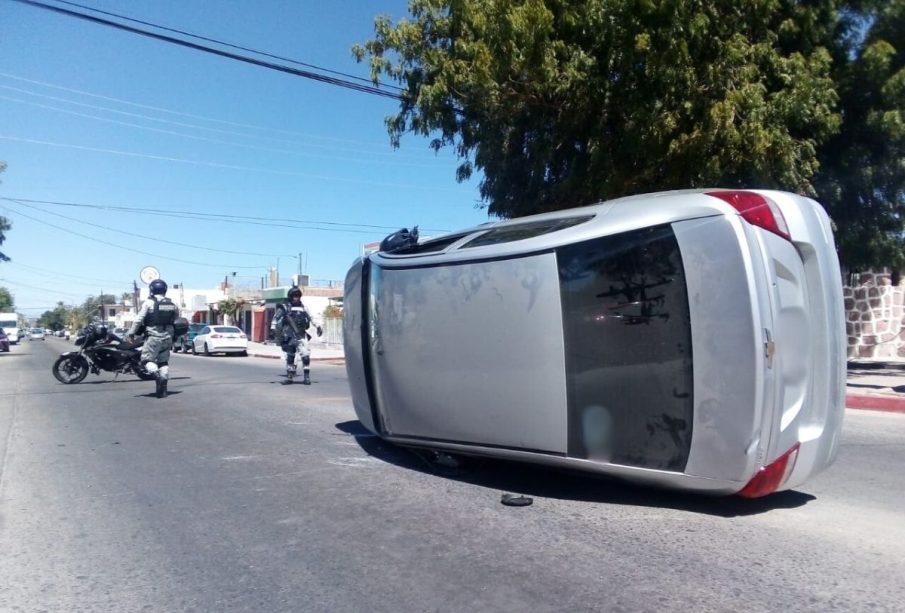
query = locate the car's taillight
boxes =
[706,190,791,241]
[240,334,247,339]
[211,334,222,338]
[737,442,801,498]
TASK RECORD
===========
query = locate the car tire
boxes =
[191,342,197,355]
[239,350,248,357]
[203,343,210,357]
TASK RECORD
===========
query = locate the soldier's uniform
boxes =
[129,279,180,397]
[271,286,320,384]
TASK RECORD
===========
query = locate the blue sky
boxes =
[0,0,489,315]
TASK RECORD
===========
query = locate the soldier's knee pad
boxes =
[302,356,310,367]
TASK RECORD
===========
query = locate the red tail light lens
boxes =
[706,191,791,241]
[737,443,801,498]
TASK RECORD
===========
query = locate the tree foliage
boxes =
[37,302,69,331]
[217,298,245,325]
[814,1,905,269]
[0,286,13,312]
[0,161,9,263]
[355,0,905,268]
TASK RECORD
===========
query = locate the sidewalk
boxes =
[246,341,345,363]
[847,359,905,413]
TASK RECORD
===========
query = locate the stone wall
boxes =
[844,270,905,359]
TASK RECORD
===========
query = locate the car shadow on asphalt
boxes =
[335,420,816,518]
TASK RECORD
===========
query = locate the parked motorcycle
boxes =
[52,322,156,384]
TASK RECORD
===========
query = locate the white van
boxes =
[0,313,19,345]
[343,189,845,498]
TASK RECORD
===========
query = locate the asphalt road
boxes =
[2,337,904,612]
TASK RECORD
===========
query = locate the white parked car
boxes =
[191,325,248,356]
[343,189,846,498]
[29,328,46,341]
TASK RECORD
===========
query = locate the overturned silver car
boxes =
[343,190,845,497]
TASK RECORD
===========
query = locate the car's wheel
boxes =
[203,343,210,356]
[239,350,248,357]
[191,342,197,355]
[52,355,89,384]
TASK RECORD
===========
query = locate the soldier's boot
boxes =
[302,356,311,385]
[156,365,169,398]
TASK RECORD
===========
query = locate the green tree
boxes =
[815,1,905,269]
[355,1,905,268]
[0,286,13,311]
[217,298,245,326]
[0,161,9,263]
[37,302,69,331]
[355,0,841,218]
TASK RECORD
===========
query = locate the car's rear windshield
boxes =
[460,215,594,248]
[30,328,43,333]
[213,327,242,333]
[557,224,694,472]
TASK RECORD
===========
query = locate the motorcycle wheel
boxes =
[52,355,89,384]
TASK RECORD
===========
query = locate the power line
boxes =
[0,197,449,233]
[8,261,127,285]
[0,204,271,269]
[0,277,94,298]
[0,72,408,150]
[0,92,437,168]
[12,0,403,101]
[51,0,405,93]
[0,81,432,159]
[0,134,458,191]
[4,198,299,257]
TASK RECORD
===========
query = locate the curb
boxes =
[248,352,344,364]
[846,393,905,414]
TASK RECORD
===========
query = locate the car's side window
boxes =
[558,224,694,471]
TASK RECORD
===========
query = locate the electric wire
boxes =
[0,197,450,234]
[0,204,271,269]
[0,82,432,159]
[0,93,436,168]
[0,72,404,149]
[0,135,457,191]
[4,198,298,257]
[51,0,404,92]
[12,0,403,100]
[8,261,128,285]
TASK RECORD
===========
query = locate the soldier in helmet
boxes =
[271,285,322,384]
[128,278,180,397]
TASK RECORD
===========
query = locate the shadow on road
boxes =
[336,420,816,518]
[82,376,192,385]
[134,390,185,398]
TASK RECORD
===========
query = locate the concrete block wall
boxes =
[844,270,905,359]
